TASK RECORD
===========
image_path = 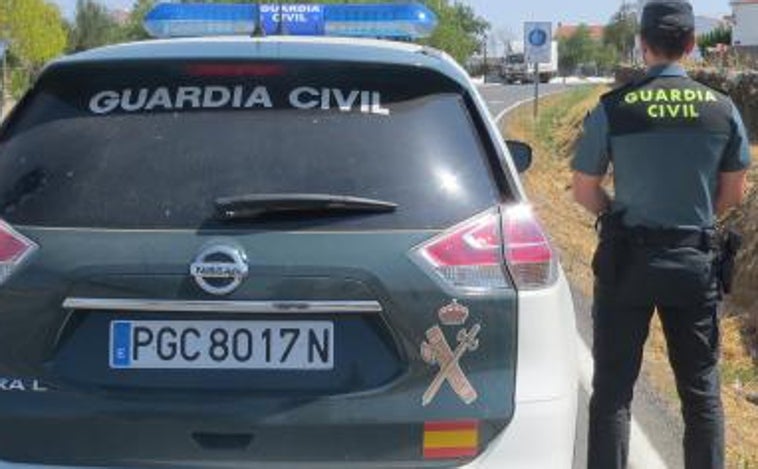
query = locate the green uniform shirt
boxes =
[572,63,751,228]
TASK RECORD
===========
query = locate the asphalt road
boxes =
[478,82,569,119]
[479,83,686,469]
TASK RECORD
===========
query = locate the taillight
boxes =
[411,209,508,295]
[501,204,557,290]
[0,220,37,286]
[411,205,556,295]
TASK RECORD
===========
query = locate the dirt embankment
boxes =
[690,70,758,140]
[503,87,758,468]
[724,160,758,330]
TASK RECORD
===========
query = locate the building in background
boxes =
[109,8,130,26]
[555,24,604,42]
[732,0,758,55]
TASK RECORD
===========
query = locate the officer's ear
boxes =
[683,31,696,56]
[639,37,652,65]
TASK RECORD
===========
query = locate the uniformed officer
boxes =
[571,1,751,468]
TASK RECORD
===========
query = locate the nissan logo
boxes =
[190,245,249,296]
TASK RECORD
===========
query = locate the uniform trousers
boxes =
[588,239,724,469]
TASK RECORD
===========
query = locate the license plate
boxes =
[109,320,334,370]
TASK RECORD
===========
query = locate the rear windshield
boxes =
[0,60,502,230]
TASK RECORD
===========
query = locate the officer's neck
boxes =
[645,54,683,70]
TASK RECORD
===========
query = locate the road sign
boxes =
[0,40,8,59]
[524,22,552,64]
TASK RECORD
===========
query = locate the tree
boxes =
[0,0,67,67]
[424,4,477,64]
[69,0,120,52]
[595,43,619,75]
[0,0,66,97]
[120,0,155,41]
[494,27,516,54]
[448,2,489,55]
[559,25,596,75]
[697,25,732,57]
[414,1,488,64]
[603,2,637,64]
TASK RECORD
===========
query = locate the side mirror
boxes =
[506,140,533,173]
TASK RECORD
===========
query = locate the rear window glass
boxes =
[0,60,502,230]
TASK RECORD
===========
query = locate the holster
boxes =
[592,211,628,285]
[716,229,743,296]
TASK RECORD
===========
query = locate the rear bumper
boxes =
[463,271,578,469]
[0,395,576,469]
[0,393,576,469]
[0,273,578,469]
[462,394,577,469]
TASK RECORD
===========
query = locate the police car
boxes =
[0,3,577,468]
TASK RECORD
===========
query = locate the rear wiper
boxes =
[214,193,398,220]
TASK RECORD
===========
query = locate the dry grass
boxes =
[1,99,14,119]
[504,88,758,468]
[718,146,758,467]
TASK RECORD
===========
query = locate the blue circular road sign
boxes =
[528,28,548,47]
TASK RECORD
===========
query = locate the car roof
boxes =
[51,36,472,88]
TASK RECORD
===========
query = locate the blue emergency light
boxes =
[143,2,437,40]
[144,3,257,38]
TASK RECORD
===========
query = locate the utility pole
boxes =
[533,62,539,118]
[0,40,7,119]
[482,34,488,81]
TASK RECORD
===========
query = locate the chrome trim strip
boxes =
[62,298,382,314]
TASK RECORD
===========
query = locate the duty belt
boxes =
[594,212,740,295]
[615,227,716,250]
[597,213,717,250]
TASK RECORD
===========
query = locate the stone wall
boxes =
[689,69,758,140]
[724,189,758,330]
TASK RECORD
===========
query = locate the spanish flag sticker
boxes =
[423,420,479,460]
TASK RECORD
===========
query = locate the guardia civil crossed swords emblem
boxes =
[421,300,481,406]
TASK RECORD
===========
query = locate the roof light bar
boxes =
[143,2,438,40]
[324,3,437,39]
[144,3,258,39]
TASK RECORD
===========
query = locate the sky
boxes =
[458,0,731,38]
[51,0,733,37]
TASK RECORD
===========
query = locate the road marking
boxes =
[576,337,669,469]
[494,96,537,123]
[493,95,670,469]
[493,89,570,123]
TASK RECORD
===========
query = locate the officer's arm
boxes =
[571,104,612,216]
[715,171,747,216]
[716,102,752,216]
[572,173,611,216]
